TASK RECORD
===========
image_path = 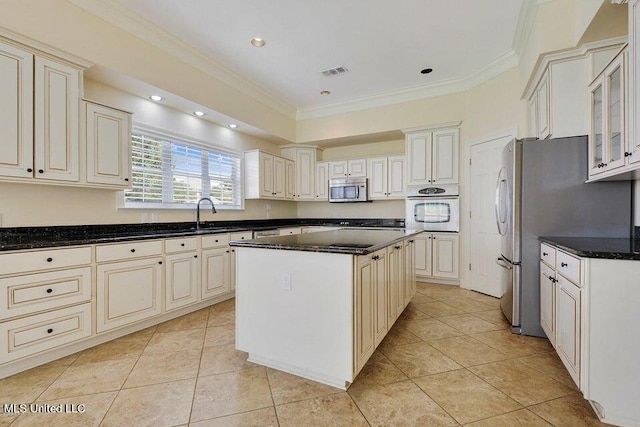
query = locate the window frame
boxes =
[120,124,245,211]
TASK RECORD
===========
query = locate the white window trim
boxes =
[118,123,245,211]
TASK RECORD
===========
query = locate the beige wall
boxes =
[320,140,404,161]
[0,80,297,227]
[296,200,405,219]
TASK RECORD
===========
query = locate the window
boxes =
[124,130,242,209]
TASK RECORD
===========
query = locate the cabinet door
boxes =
[348,159,367,177]
[201,247,230,299]
[85,102,131,187]
[373,249,388,347]
[354,255,375,374]
[34,56,79,182]
[314,162,329,200]
[165,252,199,311]
[394,243,405,317]
[632,2,640,162]
[528,93,538,138]
[403,240,414,307]
[556,274,581,387]
[589,78,605,176]
[96,257,162,333]
[329,161,348,178]
[414,235,432,277]
[540,262,556,347]
[273,156,285,198]
[0,41,33,178]
[406,132,432,185]
[367,157,388,199]
[387,155,405,198]
[295,149,316,200]
[537,72,550,139]
[259,152,274,197]
[432,128,459,184]
[605,54,626,171]
[229,231,252,291]
[432,233,459,279]
[285,159,296,200]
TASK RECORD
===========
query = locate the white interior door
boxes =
[469,135,511,297]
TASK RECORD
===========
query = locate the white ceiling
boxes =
[112,0,524,111]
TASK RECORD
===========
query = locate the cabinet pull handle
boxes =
[46,288,53,294]
[409,240,414,243]
[27,168,33,173]
[625,152,631,157]
[47,328,53,334]
[46,257,53,262]
[394,245,401,249]
[130,249,136,253]
[542,252,548,256]
[561,262,568,267]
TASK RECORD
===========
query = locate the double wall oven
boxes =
[405,184,459,232]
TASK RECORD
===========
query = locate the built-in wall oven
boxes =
[405,184,460,232]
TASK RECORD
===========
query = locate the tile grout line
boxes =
[186,307,212,425]
[263,369,282,427]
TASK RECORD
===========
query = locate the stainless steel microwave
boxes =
[329,178,368,203]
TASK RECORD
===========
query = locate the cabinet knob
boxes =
[124,178,129,182]
[409,240,414,243]
[158,261,163,265]
[47,328,53,334]
[194,255,198,258]
[46,288,53,294]
[561,262,568,267]
[27,168,33,173]
[226,250,230,253]
[215,239,219,242]
[130,249,136,253]
[46,257,53,262]
[232,249,235,252]
[394,245,401,249]
[181,243,185,247]
[542,252,548,256]
[38,169,44,174]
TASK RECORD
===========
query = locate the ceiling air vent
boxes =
[321,66,349,77]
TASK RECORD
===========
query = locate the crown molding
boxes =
[296,49,519,120]
[512,0,538,58]
[67,0,296,119]
[402,121,462,134]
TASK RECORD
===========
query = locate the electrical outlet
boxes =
[281,272,292,291]
[151,213,158,223]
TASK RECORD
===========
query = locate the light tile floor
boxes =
[0,283,608,426]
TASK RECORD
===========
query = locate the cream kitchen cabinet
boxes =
[329,159,367,178]
[387,242,405,325]
[229,231,253,290]
[414,233,459,282]
[281,146,322,200]
[244,150,287,200]
[201,235,231,299]
[629,0,640,166]
[279,227,302,236]
[404,238,416,307]
[404,126,459,185]
[367,155,405,199]
[83,101,132,188]
[314,162,329,201]
[95,240,163,333]
[165,237,199,311]
[372,248,388,347]
[285,159,295,200]
[539,246,556,347]
[0,38,85,183]
[354,252,375,373]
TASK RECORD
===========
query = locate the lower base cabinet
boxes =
[556,274,581,386]
[96,257,163,333]
[165,252,199,311]
[414,233,459,281]
[201,247,230,299]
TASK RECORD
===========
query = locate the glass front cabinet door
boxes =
[589,80,605,175]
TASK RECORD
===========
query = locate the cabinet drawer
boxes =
[0,247,91,276]
[165,237,198,254]
[229,231,253,242]
[279,227,302,236]
[540,243,556,267]
[557,251,581,285]
[201,234,230,249]
[0,303,92,363]
[0,267,91,320]
[96,240,162,263]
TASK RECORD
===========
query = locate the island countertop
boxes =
[229,228,425,255]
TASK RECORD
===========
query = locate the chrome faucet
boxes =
[196,197,217,230]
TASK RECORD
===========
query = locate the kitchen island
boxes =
[230,228,421,389]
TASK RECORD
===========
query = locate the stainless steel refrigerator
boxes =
[494,136,631,337]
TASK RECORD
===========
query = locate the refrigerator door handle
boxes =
[496,256,512,270]
[495,168,508,236]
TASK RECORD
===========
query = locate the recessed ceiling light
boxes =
[420,68,433,74]
[320,90,331,96]
[194,111,205,117]
[250,38,265,47]
[149,95,163,102]
[228,124,238,129]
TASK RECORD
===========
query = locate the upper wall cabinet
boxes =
[367,155,405,199]
[0,39,84,183]
[84,101,132,188]
[404,126,459,186]
[629,1,640,165]
[329,159,367,179]
[244,150,290,200]
[315,162,329,201]
[281,146,322,201]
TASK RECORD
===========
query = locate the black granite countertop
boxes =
[0,218,405,252]
[229,228,424,255]
[539,235,640,260]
